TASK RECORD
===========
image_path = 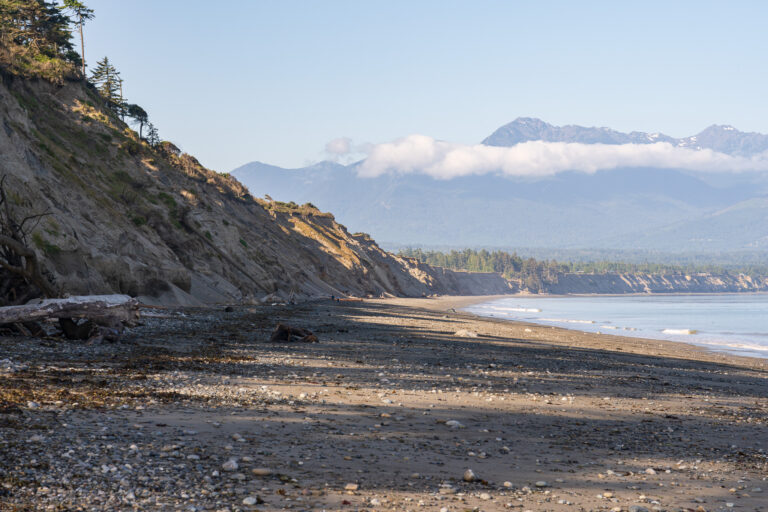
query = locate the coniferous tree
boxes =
[89,56,121,107]
[146,122,159,147]
[0,0,80,79]
[60,0,93,75]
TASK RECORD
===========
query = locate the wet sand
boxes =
[1,296,766,511]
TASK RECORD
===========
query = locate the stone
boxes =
[503,481,513,488]
[628,507,650,512]
[463,469,478,482]
[534,481,548,488]
[222,458,238,471]
[445,420,465,429]
[479,492,491,500]
[242,496,258,506]
[344,483,359,491]
[644,468,656,475]
[251,468,272,477]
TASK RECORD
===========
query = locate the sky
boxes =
[84,0,768,172]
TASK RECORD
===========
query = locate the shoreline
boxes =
[370,295,768,369]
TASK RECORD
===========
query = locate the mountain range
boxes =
[483,117,768,156]
[232,118,768,253]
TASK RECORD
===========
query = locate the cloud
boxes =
[357,135,768,179]
[325,137,352,157]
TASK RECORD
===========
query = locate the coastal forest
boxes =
[400,247,768,292]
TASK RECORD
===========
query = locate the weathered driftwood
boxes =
[269,323,318,343]
[0,294,139,327]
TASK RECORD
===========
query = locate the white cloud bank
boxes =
[355,135,768,179]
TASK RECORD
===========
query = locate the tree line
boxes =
[0,0,160,145]
[399,247,767,292]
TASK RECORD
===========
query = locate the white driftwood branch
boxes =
[0,294,139,326]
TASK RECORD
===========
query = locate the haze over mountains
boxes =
[232,119,768,253]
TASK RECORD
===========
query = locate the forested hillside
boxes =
[400,248,768,293]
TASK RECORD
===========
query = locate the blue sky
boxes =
[85,1,768,171]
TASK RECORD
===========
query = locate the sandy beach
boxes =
[1,296,766,511]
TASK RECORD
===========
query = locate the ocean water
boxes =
[464,294,768,359]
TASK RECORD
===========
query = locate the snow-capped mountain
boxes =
[483,117,768,157]
[232,120,768,253]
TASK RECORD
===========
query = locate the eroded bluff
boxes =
[0,75,513,304]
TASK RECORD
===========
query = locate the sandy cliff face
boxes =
[540,272,768,294]
[0,75,513,304]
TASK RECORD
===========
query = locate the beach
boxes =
[1,296,766,511]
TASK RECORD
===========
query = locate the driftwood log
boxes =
[269,323,318,343]
[0,294,139,341]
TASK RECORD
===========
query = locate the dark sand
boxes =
[0,296,766,511]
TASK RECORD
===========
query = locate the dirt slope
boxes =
[0,74,513,304]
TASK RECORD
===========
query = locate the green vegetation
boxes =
[31,231,61,256]
[0,0,80,82]
[400,247,768,290]
[89,56,122,106]
[0,1,162,142]
[60,0,93,75]
[265,200,334,218]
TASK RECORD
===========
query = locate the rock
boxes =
[344,483,359,491]
[751,487,762,492]
[479,492,491,500]
[26,401,39,409]
[463,469,478,482]
[454,329,478,338]
[251,468,272,477]
[629,507,650,512]
[370,498,380,506]
[503,481,513,488]
[222,458,238,471]
[534,481,548,488]
[242,496,258,506]
[644,468,656,475]
[445,420,465,429]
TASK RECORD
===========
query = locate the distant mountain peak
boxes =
[483,119,768,156]
[482,118,676,147]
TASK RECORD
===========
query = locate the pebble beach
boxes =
[1,296,766,511]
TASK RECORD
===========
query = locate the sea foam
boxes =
[662,328,698,335]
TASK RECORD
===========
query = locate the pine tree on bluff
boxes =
[89,56,122,107]
[60,0,93,75]
[145,122,160,147]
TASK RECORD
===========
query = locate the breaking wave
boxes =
[662,328,698,335]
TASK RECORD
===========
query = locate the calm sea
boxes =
[465,294,768,359]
